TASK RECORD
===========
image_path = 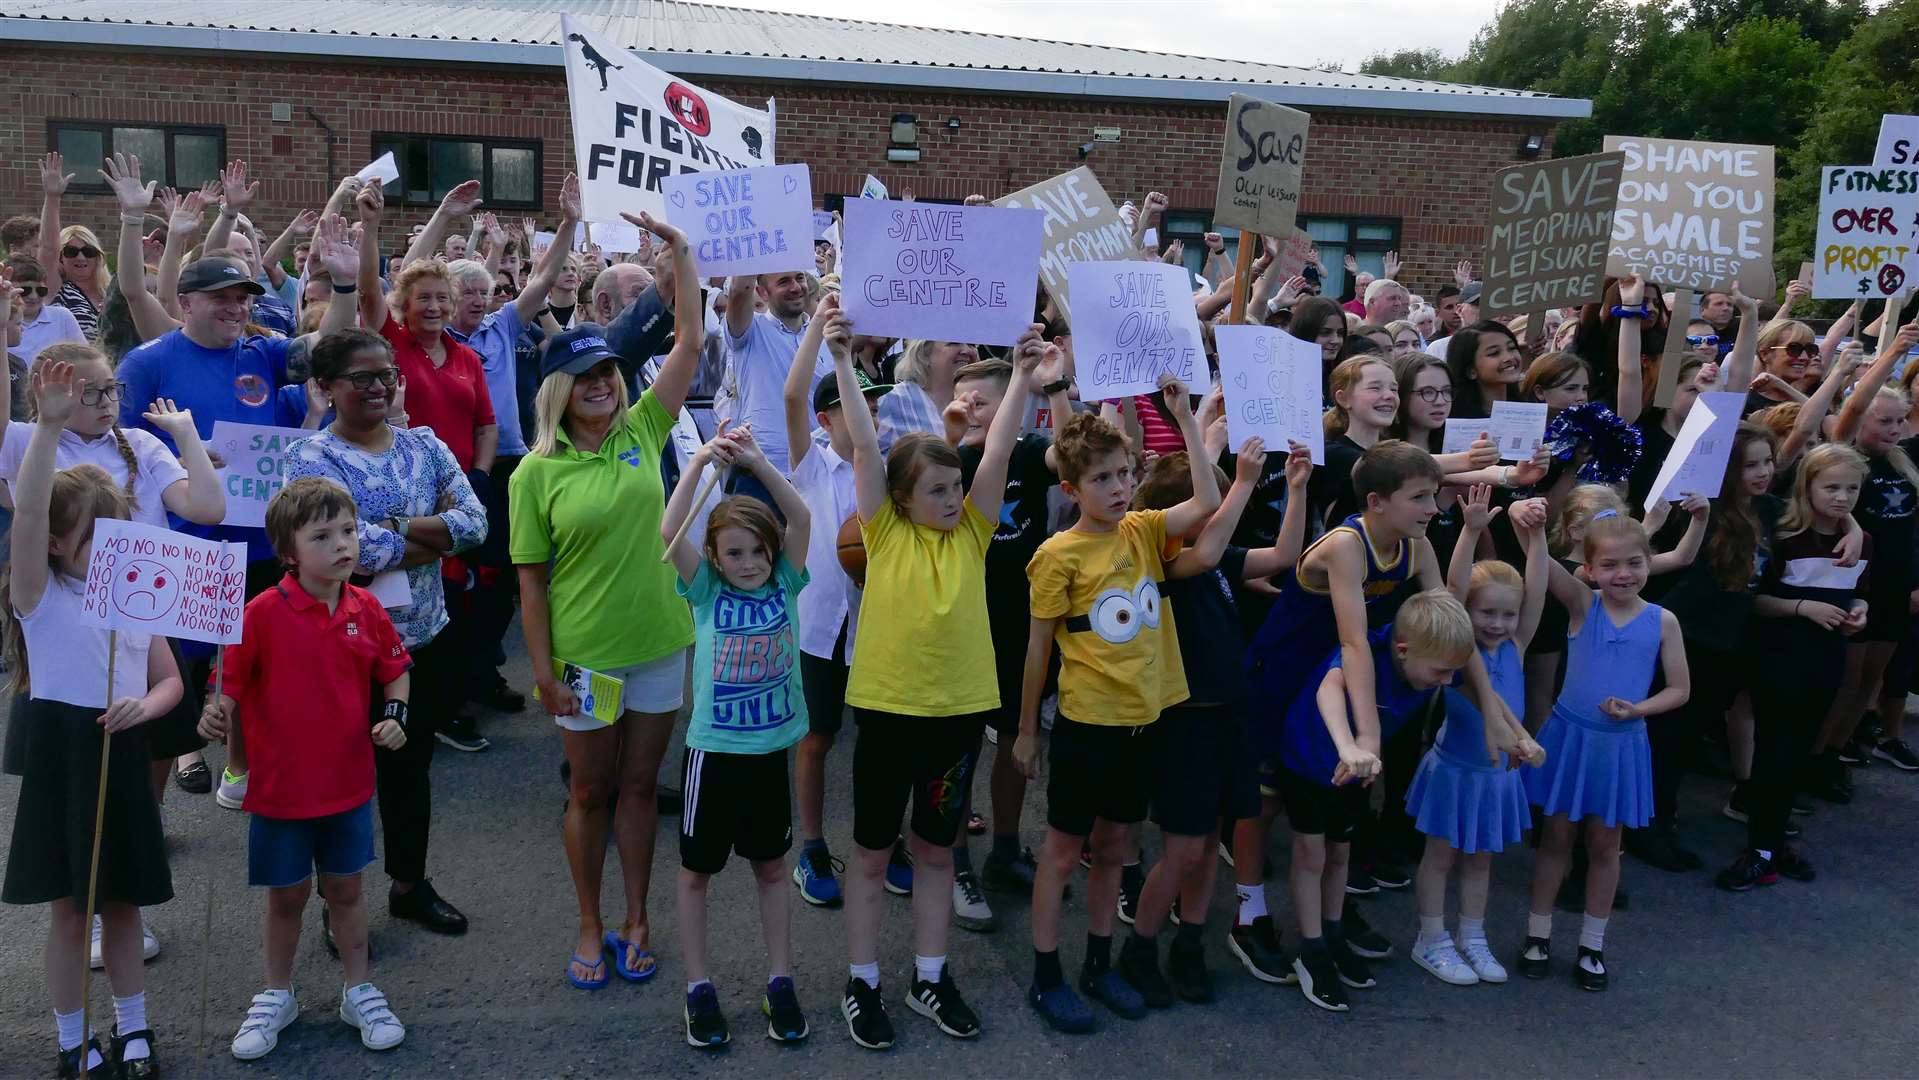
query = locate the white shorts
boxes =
[552,649,688,732]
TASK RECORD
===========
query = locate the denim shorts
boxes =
[248,799,377,888]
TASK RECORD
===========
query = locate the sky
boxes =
[699,0,1505,70]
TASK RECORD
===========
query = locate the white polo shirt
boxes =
[788,436,862,662]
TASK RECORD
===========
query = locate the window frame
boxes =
[370,133,543,211]
[1301,215,1403,298]
[46,121,226,193]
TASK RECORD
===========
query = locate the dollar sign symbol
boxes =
[1859,276,1872,295]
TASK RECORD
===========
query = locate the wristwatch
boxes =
[1041,376,1075,396]
[389,516,411,538]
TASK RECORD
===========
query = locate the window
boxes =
[1302,217,1401,299]
[48,122,224,192]
[1160,211,1244,286]
[371,134,541,209]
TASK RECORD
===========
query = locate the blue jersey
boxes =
[1279,624,1439,786]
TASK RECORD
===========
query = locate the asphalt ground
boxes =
[3,636,1916,1078]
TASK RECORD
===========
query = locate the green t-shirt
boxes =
[677,555,810,754]
[508,391,694,670]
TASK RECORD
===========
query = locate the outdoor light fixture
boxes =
[946,117,961,132]
[886,147,922,162]
[1519,133,1544,158]
[1077,142,1097,160]
[890,113,919,146]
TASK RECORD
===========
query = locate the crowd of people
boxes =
[3,144,1917,1076]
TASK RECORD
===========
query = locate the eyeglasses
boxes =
[493,284,517,297]
[338,367,401,390]
[1414,386,1454,403]
[62,245,100,260]
[1768,342,1816,359]
[18,285,49,297]
[79,383,124,407]
[1685,334,1720,347]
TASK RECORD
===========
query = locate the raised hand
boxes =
[1461,482,1502,530]
[1783,278,1810,305]
[1284,441,1313,488]
[1618,270,1645,308]
[1466,433,1500,471]
[1204,231,1225,254]
[558,173,582,221]
[431,179,481,218]
[1160,239,1184,266]
[1013,323,1046,374]
[620,210,685,245]
[1275,275,1308,308]
[1509,496,1548,533]
[1343,253,1359,274]
[1680,491,1710,521]
[1454,259,1474,287]
[142,398,198,441]
[100,153,155,216]
[1036,341,1066,386]
[34,361,79,426]
[39,152,73,195]
[313,213,360,282]
[219,159,257,212]
[1158,373,1194,421]
[287,209,319,237]
[963,194,988,207]
[168,190,211,241]
[1730,283,1757,314]
[1382,250,1402,280]
[356,180,385,224]
[1234,437,1267,483]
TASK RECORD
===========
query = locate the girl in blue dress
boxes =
[1406,486,1547,987]
[1522,510,1690,992]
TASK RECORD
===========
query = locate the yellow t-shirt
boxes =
[846,497,1000,717]
[1027,509,1188,726]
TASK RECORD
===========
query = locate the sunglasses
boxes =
[62,245,101,260]
[1768,342,1816,359]
[17,285,49,297]
[79,383,124,407]
[1685,334,1720,347]
[1414,386,1454,403]
[338,367,401,391]
[492,284,517,297]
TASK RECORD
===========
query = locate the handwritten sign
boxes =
[1273,228,1315,279]
[210,421,313,528]
[813,211,836,241]
[1068,261,1205,400]
[1812,166,1919,299]
[1482,152,1623,318]
[1604,136,1775,296]
[1213,94,1310,236]
[663,163,815,278]
[840,200,1043,346]
[1644,390,1743,507]
[81,521,244,645]
[1877,115,1919,167]
[1215,325,1325,464]
[993,167,1139,326]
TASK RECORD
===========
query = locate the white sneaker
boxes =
[984,725,999,745]
[341,982,405,1051]
[1458,935,1508,983]
[951,870,997,932]
[231,989,298,1060]
[215,768,248,810]
[1412,935,1480,986]
[88,913,160,968]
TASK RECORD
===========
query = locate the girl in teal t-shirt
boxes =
[662,422,814,1048]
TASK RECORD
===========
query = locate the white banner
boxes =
[561,14,775,221]
[81,522,245,645]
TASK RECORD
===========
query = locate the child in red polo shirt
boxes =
[198,477,413,1062]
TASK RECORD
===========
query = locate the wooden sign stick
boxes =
[660,467,727,562]
[78,631,118,1080]
[1653,287,1693,406]
[1228,235,1257,325]
[194,637,228,1073]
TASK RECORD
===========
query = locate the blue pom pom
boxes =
[1541,402,1643,483]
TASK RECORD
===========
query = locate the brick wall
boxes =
[1,45,1557,298]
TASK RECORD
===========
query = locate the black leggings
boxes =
[372,629,456,884]
[1648,639,1742,822]
[1746,684,1823,851]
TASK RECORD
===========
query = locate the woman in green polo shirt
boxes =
[508,211,703,989]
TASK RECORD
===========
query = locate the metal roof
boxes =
[0,0,1592,118]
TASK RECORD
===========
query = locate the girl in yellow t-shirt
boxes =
[825,293,1042,1050]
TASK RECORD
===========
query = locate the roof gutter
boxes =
[1,17,1593,120]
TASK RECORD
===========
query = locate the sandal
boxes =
[566,946,610,990]
[175,760,213,794]
[604,930,658,982]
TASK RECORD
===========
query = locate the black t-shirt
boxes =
[1164,546,1250,707]
[547,302,578,328]
[1307,434,1367,529]
[959,433,1058,653]
[1627,409,1678,513]
[1754,527,1872,688]
[1657,493,1781,652]
[1223,446,1314,636]
[1858,444,1917,597]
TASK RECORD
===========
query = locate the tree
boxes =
[1358,48,1456,80]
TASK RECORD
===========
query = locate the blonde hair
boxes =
[530,368,632,457]
[1748,401,1801,442]
[1325,355,1394,437]
[1582,511,1652,566]
[1756,319,1814,353]
[389,259,456,317]
[32,344,141,513]
[1392,588,1476,667]
[893,339,945,387]
[1779,443,1868,538]
[60,224,111,295]
[0,464,129,695]
[1865,385,1919,489]
[1549,484,1626,558]
[1467,558,1524,602]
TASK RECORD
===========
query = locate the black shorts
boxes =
[1151,704,1260,837]
[800,625,850,738]
[851,709,984,850]
[1047,714,1159,838]
[679,747,793,875]
[1276,762,1370,842]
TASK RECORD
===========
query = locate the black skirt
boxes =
[143,639,205,762]
[3,697,173,908]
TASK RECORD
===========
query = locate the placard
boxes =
[1215,325,1325,464]
[561,13,775,221]
[1274,228,1315,279]
[585,218,643,255]
[1604,136,1775,296]
[1482,152,1623,318]
[1812,165,1919,299]
[993,167,1139,326]
[209,421,314,528]
[1067,261,1205,401]
[1440,402,1545,460]
[662,163,814,278]
[81,522,245,645]
[1213,94,1310,236]
[813,211,836,241]
[1877,115,1919,167]
[840,200,1043,346]
[353,151,399,188]
[1643,390,1743,507]
[860,174,889,200]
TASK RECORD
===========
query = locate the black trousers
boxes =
[372,628,456,884]
[1747,684,1823,851]
[1649,639,1742,822]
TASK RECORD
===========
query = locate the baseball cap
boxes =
[177,257,265,296]
[540,323,618,380]
[812,367,892,413]
[1460,282,1483,304]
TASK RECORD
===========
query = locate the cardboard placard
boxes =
[839,200,1043,346]
[1481,152,1624,318]
[1643,390,1743,507]
[1812,165,1919,299]
[561,14,775,221]
[1274,228,1315,279]
[81,522,245,645]
[1067,261,1205,400]
[1604,136,1775,296]
[209,421,314,528]
[662,163,815,278]
[1651,286,1694,408]
[1215,325,1326,464]
[1876,115,1919,167]
[1213,94,1310,236]
[992,167,1139,326]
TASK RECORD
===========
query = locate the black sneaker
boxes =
[763,977,808,1042]
[1791,794,1813,816]
[1810,753,1853,803]
[434,715,491,753]
[684,983,730,1048]
[1837,736,1872,765]
[1518,936,1551,980]
[1329,939,1376,989]
[1078,967,1147,1020]
[1364,859,1411,890]
[1714,850,1778,892]
[981,848,1039,894]
[389,879,468,934]
[840,978,894,1050]
[1345,865,1380,896]
[1340,906,1394,960]
[1292,948,1350,1012]
[1168,939,1215,1003]
[1772,843,1817,882]
[1117,935,1174,1009]
[1116,863,1144,926]
[1875,737,1919,771]
[1574,946,1608,991]
[907,968,980,1038]
[1227,917,1297,984]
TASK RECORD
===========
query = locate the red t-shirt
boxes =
[380,312,495,471]
[220,575,412,819]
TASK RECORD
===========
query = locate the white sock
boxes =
[914,954,945,983]
[55,1008,86,1050]
[1458,916,1486,944]
[1527,911,1553,940]
[1235,883,1266,925]
[1417,914,1446,943]
[849,961,880,989]
[1579,914,1608,952]
[112,993,149,1059]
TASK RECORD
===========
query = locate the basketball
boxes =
[836,513,867,587]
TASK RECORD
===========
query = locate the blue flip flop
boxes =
[604,930,658,983]
[566,946,610,990]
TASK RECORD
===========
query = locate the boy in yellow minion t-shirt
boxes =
[1013,380,1221,1033]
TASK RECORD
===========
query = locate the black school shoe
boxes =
[111,1028,159,1080]
[1518,936,1551,980]
[174,759,213,794]
[1808,753,1854,804]
[1116,863,1145,925]
[434,714,491,753]
[1329,939,1376,990]
[1117,935,1175,1008]
[469,675,526,714]
[389,879,468,934]
[1574,946,1608,991]
[56,1037,105,1079]
[1168,939,1216,1003]
[1626,819,1701,872]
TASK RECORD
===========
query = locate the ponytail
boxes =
[109,424,141,513]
